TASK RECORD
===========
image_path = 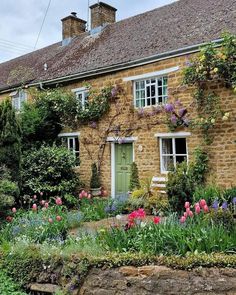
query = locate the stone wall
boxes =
[0,53,235,192]
[79,265,236,295]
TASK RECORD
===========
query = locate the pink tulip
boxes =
[184,212,188,218]
[180,216,186,223]
[195,205,201,214]
[188,210,194,218]
[203,205,209,213]
[41,200,45,206]
[32,204,37,211]
[200,199,206,208]
[186,208,191,215]
[48,218,53,223]
[153,216,161,224]
[12,207,17,213]
[56,197,62,206]
[87,193,91,199]
[33,195,37,200]
[184,202,190,209]
[44,202,49,208]
[194,202,200,208]
[56,216,62,221]
[40,192,43,196]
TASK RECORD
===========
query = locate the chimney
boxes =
[61,12,86,44]
[90,2,117,30]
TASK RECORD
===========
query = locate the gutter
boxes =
[0,38,223,94]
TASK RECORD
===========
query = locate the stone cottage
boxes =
[0,0,235,197]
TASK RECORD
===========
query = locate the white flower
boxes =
[140,222,146,228]
[116,214,122,220]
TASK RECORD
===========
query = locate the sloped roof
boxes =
[0,0,235,91]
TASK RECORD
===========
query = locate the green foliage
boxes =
[193,185,222,204]
[90,163,101,188]
[0,269,27,295]
[20,88,78,148]
[77,86,118,123]
[129,162,140,191]
[206,208,235,230]
[0,99,21,182]
[21,144,80,198]
[183,33,236,144]
[97,214,236,255]
[79,198,108,222]
[0,166,19,211]
[223,186,236,203]
[166,148,208,213]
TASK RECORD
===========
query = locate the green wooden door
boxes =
[115,143,133,196]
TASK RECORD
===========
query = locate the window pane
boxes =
[140,99,145,107]
[69,138,74,150]
[147,86,150,97]
[162,139,173,154]
[176,156,187,164]
[163,85,167,96]
[162,156,174,171]
[175,138,187,154]
[140,90,145,98]
[163,77,168,85]
[151,85,155,97]
[75,138,79,152]
[158,78,163,86]
[135,82,140,90]
[140,81,145,89]
[136,91,140,99]
[136,100,140,108]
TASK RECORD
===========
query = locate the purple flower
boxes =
[171,115,177,125]
[164,103,174,113]
[222,201,228,210]
[111,87,117,97]
[212,200,219,210]
[232,197,236,205]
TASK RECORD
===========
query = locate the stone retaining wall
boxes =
[79,265,236,295]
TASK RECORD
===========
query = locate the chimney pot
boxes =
[90,1,117,30]
[71,12,77,17]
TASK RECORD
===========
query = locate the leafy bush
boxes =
[21,144,80,198]
[0,166,19,211]
[206,208,235,230]
[90,163,101,189]
[166,148,208,213]
[0,269,27,295]
[129,162,140,191]
[0,99,21,182]
[223,187,236,203]
[193,185,222,204]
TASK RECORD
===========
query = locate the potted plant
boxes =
[90,163,101,196]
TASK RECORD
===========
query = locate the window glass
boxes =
[162,139,173,154]
[175,138,187,154]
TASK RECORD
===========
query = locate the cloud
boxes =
[0,0,176,63]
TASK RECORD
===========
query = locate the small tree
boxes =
[129,162,140,191]
[90,163,101,188]
[0,99,21,183]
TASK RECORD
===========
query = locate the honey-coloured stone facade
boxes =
[0,53,235,194]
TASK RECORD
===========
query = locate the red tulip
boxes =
[153,216,161,224]
[32,204,37,211]
[203,205,209,213]
[200,199,207,208]
[184,202,190,209]
[56,197,62,206]
[56,216,62,222]
[180,216,186,223]
[195,205,201,214]
[48,218,53,223]
[12,207,17,213]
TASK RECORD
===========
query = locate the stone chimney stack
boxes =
[61,12,86,44]
[90,2,117,30]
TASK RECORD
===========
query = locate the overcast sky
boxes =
[0,0,176,63]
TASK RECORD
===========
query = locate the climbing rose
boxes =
[56,197,62,206]
[153,216,161,224]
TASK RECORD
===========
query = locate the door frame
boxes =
[108,137,137,198]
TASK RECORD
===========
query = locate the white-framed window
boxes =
[160,137,188,173]
[72,87,89,110]
[10,90,27,111]
[58,133,80,165]
[134,76,168,108]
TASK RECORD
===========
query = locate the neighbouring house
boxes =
[0,0,235,197]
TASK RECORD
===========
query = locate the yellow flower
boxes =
[199,55,206,62]
[211,118,216,124]
[213,68,218,73]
